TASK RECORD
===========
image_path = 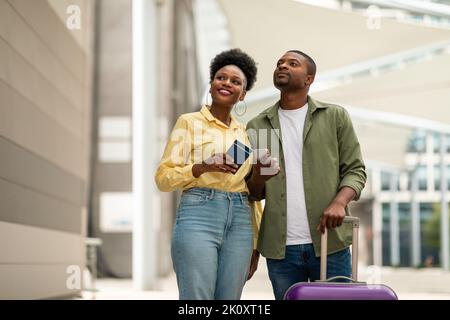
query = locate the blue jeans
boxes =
[266,244,351,300]
[171,187,254,300]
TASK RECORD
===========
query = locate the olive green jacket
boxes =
[246,96,366,259]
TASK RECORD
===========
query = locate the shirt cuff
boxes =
[339,179,363,201]
[176,163,196,184]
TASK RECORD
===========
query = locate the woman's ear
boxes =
[239,90,247,101]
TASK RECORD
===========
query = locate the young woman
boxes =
[155,49,262,300]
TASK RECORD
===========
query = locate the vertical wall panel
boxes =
[0,0,95,299]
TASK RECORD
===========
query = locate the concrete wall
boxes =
[0,0,95,299]
[91,0,201,279]
[90,0,133,278]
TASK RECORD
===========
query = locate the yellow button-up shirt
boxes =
[155,106,262,247]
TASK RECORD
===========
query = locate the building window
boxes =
[417,165,428,191]
[433,165,450,191]
[432,133,450,153]
[420,203,441,267]
[381,203,412,267]
[98,117,131,163]
[99,192,132,233]
[381,172,391,191]
[380,172,401,191]
[407,130,426,153]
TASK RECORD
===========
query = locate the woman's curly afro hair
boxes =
[209,48,257,91]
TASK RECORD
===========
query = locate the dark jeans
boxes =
[266,244,351,300]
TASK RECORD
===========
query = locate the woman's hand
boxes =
[192,153,239,178]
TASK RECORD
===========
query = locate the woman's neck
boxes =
[209,103,232,126]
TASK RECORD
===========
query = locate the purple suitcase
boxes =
[284,217,398,300]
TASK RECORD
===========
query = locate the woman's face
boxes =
[210,65,247,107]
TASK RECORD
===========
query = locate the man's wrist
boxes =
[332,198,347,208]
[250,171,266,186]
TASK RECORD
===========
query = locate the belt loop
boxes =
[238,192,244,205]
[209,188,215,200]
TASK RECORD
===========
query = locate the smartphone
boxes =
[226,139,253,172]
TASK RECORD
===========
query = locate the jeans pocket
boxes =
[180,193,208,206]
[175,193,209,223]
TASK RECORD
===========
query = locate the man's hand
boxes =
[316,200,346,234]
[192,153,238,178]
[251,149,280,183]
[247,149,280,199]
[247,250,260,281]
[316,187,356,233]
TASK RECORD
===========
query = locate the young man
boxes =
[246,50,367,300]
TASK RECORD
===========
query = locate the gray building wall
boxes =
[0,0,95,299]
[158,0,203,277]
[91,0,202,279]
[90,0,133,278]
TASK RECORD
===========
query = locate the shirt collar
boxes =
[266,95,328,121]
[200,105,239,130]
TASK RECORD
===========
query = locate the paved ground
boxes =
[80,259,450,300]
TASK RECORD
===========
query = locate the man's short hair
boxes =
[287,50,316,76]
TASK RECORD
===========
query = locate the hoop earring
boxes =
[234,100,247,117]
[205,92,210,106]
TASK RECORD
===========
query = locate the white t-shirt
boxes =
[278,103,312,245]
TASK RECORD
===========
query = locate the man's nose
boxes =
[278,63,288,70]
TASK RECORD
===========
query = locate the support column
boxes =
[411,168,421,267]
[132,0,160,289]
[440,133,449,271]
[390,173,400,267]
[426,133,435,192]
[372,168,383,266]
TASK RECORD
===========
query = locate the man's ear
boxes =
[305,74,315,86]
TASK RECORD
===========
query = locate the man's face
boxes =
[273,52,314,91]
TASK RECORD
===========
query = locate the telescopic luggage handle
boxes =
[320,216,360,281]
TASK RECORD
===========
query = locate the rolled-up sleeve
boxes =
[155,116,196,192]
[337,109,367,201]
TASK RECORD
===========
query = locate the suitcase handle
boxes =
[316,276,364,284]
[320,216,359,281]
